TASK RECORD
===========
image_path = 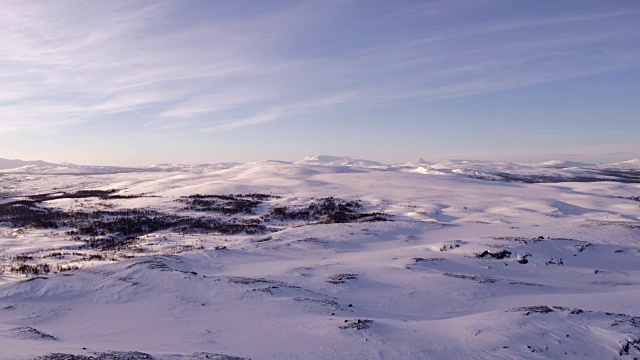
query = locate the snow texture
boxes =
[0,156,639,359]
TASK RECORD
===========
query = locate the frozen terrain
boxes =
[1,156,639,359]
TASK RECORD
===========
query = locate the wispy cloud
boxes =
[204,92,358,132]
[0,0,638,134]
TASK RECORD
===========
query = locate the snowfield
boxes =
[1,157,639,359]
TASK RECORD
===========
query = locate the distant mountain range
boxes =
[1,156,639,183]
[0,157,142,174]
[0,158,53,170]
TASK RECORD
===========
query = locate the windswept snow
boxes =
[0,159,640,359]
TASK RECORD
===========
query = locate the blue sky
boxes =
[0,0,639,165]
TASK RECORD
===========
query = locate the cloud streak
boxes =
[0,0,638,134]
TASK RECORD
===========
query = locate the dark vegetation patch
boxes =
[327,273,358,284]
[469,169,640,184]
[4,263,51,276]
[1,191,383,278]
[2,193,380,246]
[27,189,119,201]
[340,319,373,330]
[517,253,531,264]
[408,258,445,268]
[35,355,94,360]
[579,220,640,229]
[26,189,158,202]
[296,237,328,245]
[34,353,248,360]
[34,352,152,360]
[12,254,33,261]
[0,200,72,228]
[575,243,593,252]
[617,195,640,202]
[42,252,84,259]
[619,339,640,356]
[177,194,272,215]
[251,286,282,295]
[226,276,309,294]
[12,326,57,340]
[476,250,511,259]
[413,257,445,263]
[443,273,497,284]
[226,276,271,285]
[266,205,312,221]
[177,193,280,216]
[1,202,268,251]
[490,236,546,244]
[19,276,48,283]
[181,354,249,360]
[510,306,555,315]
[440,243,461,251]
[510,306,585,315]
[264,197,390,224]
[293,297,343,310]
[508,280,544,286]
[545,258,564,266]
[69,213,268,248]
[185,193,277,200]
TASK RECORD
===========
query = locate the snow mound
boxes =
[605,158,640,169]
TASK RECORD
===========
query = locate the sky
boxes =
[0,0,639,166]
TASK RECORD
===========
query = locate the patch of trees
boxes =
[177,193,277,215]
[27,189,119,201]
[1,192,387,258]
[3,262,51,276]
[264,197,390,224]
[25,189,158,202]
[0,201,72,228]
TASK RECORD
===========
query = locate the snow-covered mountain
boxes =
[601,158,640,169]
[0,157,53,170]
[395,157,432,167]
[145,162,240,173]
[537,160,594,168]
[0,158,237,175]
[409,159,640,183]
[296,155,387,168]
[2,155,640,183]
[0,157,141,174]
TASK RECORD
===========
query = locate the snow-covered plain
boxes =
[1,157,639,359]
